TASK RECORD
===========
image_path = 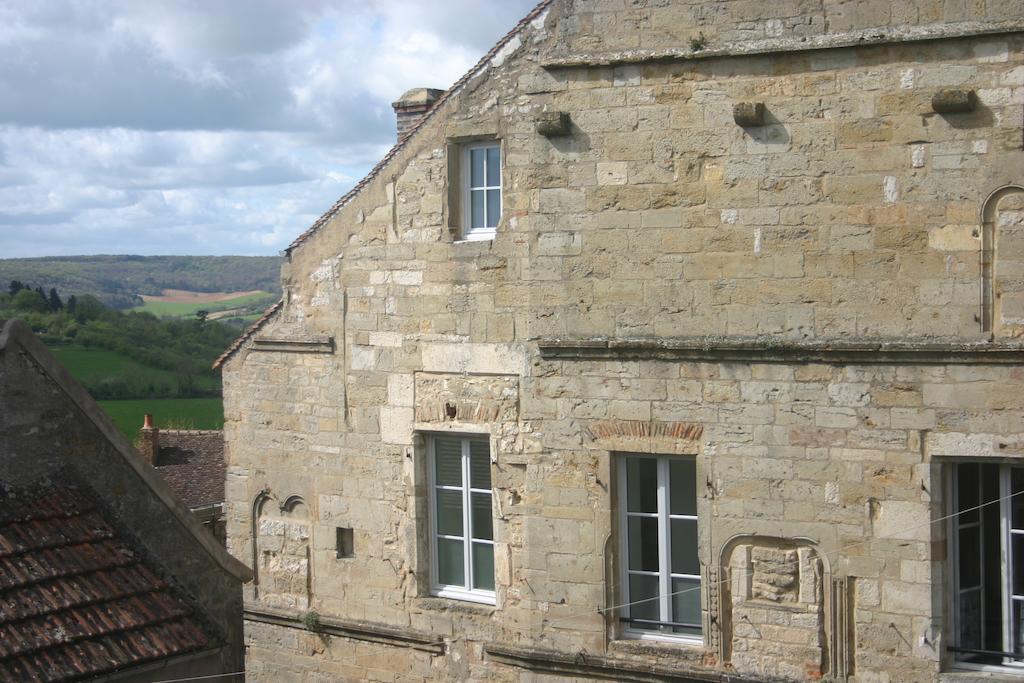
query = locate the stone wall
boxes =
[222,1,1024,680]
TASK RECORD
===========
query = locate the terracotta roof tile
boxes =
[0,476,217,681]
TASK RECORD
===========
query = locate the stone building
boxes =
[0,319,250,681]
[216,1,1024,680]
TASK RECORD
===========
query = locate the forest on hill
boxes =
[0,255,282,309]
[1,283,238,401]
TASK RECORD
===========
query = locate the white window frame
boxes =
[428,434,495,605]
[617,453,702,644]
[948,461,1024,672]
[460,142,501,242]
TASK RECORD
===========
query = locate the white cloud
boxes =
[0,0,538,257]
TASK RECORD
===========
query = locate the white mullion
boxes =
[462,437,473,591]
[658,457,671,627]
[1001,465,1011,660]
[618,458,631,622]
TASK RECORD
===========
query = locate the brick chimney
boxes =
[137,414,160,465]
[391,88,444,140]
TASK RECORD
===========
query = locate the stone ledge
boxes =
[541,20,1024,69]
[484,643,757,683]
[244,606,445,655]
[251,336,334,354]
[537,336,1024,365]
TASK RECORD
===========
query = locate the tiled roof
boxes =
[154,430,225,510]
[213,0,554,370]
[0,474,217,681]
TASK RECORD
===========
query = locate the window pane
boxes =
[486,189,500,228]
[628,516,659,572]
[486,146,500,186]
[958,463,979,524]
[627,574,659,629]
[959,588,982,650]
[434,437,462,487]
[436,490,463,536]
[1015,534,1024,597]
[471,493,492,541]
[471,190,485,229]
[470,148,485,187]
[958,526,981,588]
[437,537,464,586]
[671,577,701,634]
[472,542,494,591]
[469,440,491,489]
[671,519,699,576]
[626,457,658,513]
[1014,599,1024,656]
[670,459,697,516]
[1014,468,1024,530]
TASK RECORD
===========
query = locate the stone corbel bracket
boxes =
[733,102,765,127]
[538,337,1024,365]
[535,111,572,137]
[251,336,335,354]
[931,89,977,114]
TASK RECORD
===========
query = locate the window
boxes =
[618,454,701,640]
[461,143,501,241]
[429,434,495,603]
[950,462,1024,669]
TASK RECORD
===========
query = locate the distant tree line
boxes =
[2,282,237,400]
[0,255,282,309]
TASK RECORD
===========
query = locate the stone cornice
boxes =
[542,20,1024,69]
[537,337,1024,365]
[484,643,758,683]
[243,606,445,655]
[251,335,334,354]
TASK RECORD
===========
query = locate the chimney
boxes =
[391,88,444,141]
[137,414,160,465]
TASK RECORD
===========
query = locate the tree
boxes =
[48,288,63,311]
[66,295,78,316]
[8,280,25,297]
[72,295,106,321]
[11,288,48,312]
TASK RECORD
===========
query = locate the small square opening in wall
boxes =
[336,527,354,559]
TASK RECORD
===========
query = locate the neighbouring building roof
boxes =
[154,430,225,510]
[0,472,216,681]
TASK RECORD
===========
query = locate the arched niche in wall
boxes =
[252,492,313,609]
[981,184,1024,336]
[717,535,844,681]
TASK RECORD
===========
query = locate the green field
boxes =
[133,291,274,317]
[99,398,224,437]
[51,347,219,395]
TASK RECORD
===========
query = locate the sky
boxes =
[0,0,538,258]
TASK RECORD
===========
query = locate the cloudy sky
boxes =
[0,0,538,257]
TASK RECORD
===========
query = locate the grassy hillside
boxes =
[0,255,282,309]
[100,398,224,437]
[133,290,275,317]
[52,347,220,398]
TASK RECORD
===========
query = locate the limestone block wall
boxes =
[221,1,1024,681]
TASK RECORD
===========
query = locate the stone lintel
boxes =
[537,337,1024,365]
[251,336,335,354]
[535,111,572,137]
[484,643,755,683]
[540,21,1024,69]
[244,606,444,655]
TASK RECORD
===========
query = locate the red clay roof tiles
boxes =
[0,476,217,681]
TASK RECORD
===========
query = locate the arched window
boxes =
[253,493,312,609]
